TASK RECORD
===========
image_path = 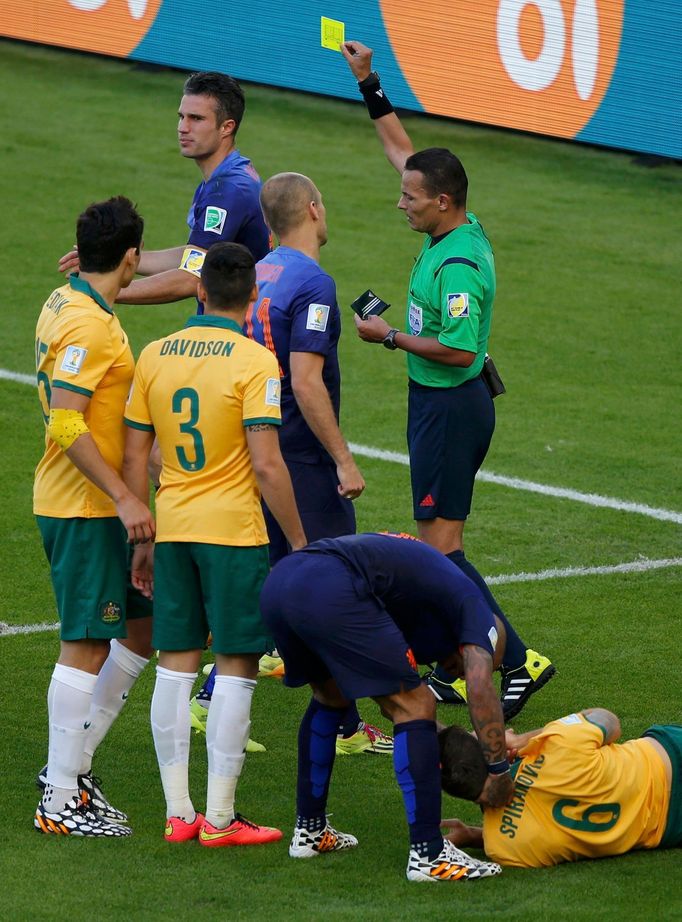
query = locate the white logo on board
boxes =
[497,0,599,101]
[67,0,148,21]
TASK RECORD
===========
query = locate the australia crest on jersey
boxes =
[408,301,423,335]
[100,600,122,624]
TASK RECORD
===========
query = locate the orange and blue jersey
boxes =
[244,245,341,464]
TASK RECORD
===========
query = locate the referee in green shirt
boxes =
[342,41,554,720]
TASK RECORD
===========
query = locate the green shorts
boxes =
[643,724,682,848]
[152,542,271,655]
[36,515,151,641]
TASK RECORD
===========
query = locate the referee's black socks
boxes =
[446,550,526,672]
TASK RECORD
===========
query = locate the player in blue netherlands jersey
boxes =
[193,173,392,755]
[59,72,270,312]
[259,532,512,881]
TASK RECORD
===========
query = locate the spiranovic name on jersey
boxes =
[124,315,281,546]
[482,714,670,867]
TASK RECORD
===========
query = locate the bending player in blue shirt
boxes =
[259,531,521,882]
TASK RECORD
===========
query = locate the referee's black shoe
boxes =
[424,668,468,705]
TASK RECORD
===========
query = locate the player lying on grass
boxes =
[258,530,554,882]
[439,709,682,867]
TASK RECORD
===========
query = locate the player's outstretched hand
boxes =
[116,493,156,545]
[353,312,392,343]
[337,458,365,501]
[131,544,154,599]
[59,247,80,275]
[478,772,514,809]
[505,728,521,760]
[341,41,374,82]
[441,818,483,849]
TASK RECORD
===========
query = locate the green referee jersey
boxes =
[405,212,496,387]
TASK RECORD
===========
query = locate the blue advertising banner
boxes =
[3,1,680,158]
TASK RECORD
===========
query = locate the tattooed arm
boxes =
[462,643,514,808]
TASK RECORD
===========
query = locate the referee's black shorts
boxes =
[407,375,495,521]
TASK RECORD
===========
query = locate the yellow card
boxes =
[321,16,345,52]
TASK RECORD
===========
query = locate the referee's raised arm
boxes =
[341,41,414,174]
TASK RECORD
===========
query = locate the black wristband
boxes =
[358,71,381,90]
[358,71,395,120]
[487,759,510,775]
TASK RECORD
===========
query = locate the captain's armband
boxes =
[48,408,89,451]
[178,247,206,278]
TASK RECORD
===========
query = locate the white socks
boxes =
[150,665,197,821]
[43,663,98,810]
[80,639,149,774]
[205,675,256,828]
[150,667,256,826]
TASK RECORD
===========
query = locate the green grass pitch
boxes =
[0,39,680,921]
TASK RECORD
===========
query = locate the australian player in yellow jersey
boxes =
[438,709,681,867]
[123,242,306,847]
[33,197,155,838]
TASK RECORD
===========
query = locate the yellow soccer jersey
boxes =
[33,276,134,518]
[483,713,670,867]
[124,315,282,546]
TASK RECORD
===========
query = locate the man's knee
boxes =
[311,678,349,710]
[377,681,435,724]
[120,616,154,658]
[58,638,111,674]
[417,517,465,555]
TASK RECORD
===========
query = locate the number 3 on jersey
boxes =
[173,387,205,472]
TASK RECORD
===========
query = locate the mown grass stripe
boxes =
[349,442,682,524]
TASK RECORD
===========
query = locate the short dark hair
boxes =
[76,196,143,273]
[404,148,468,207]
[183,71,245,130]
[439,725,488,801]
[201,242,255,311]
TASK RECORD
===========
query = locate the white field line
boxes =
[0,621,59,636]
[1,369,36,386]
[2,557,681,639]
[349,442,682,525]
[487,556,682,586]
[5,369,680,524]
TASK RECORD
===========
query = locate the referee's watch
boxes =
[382,329,399,350]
